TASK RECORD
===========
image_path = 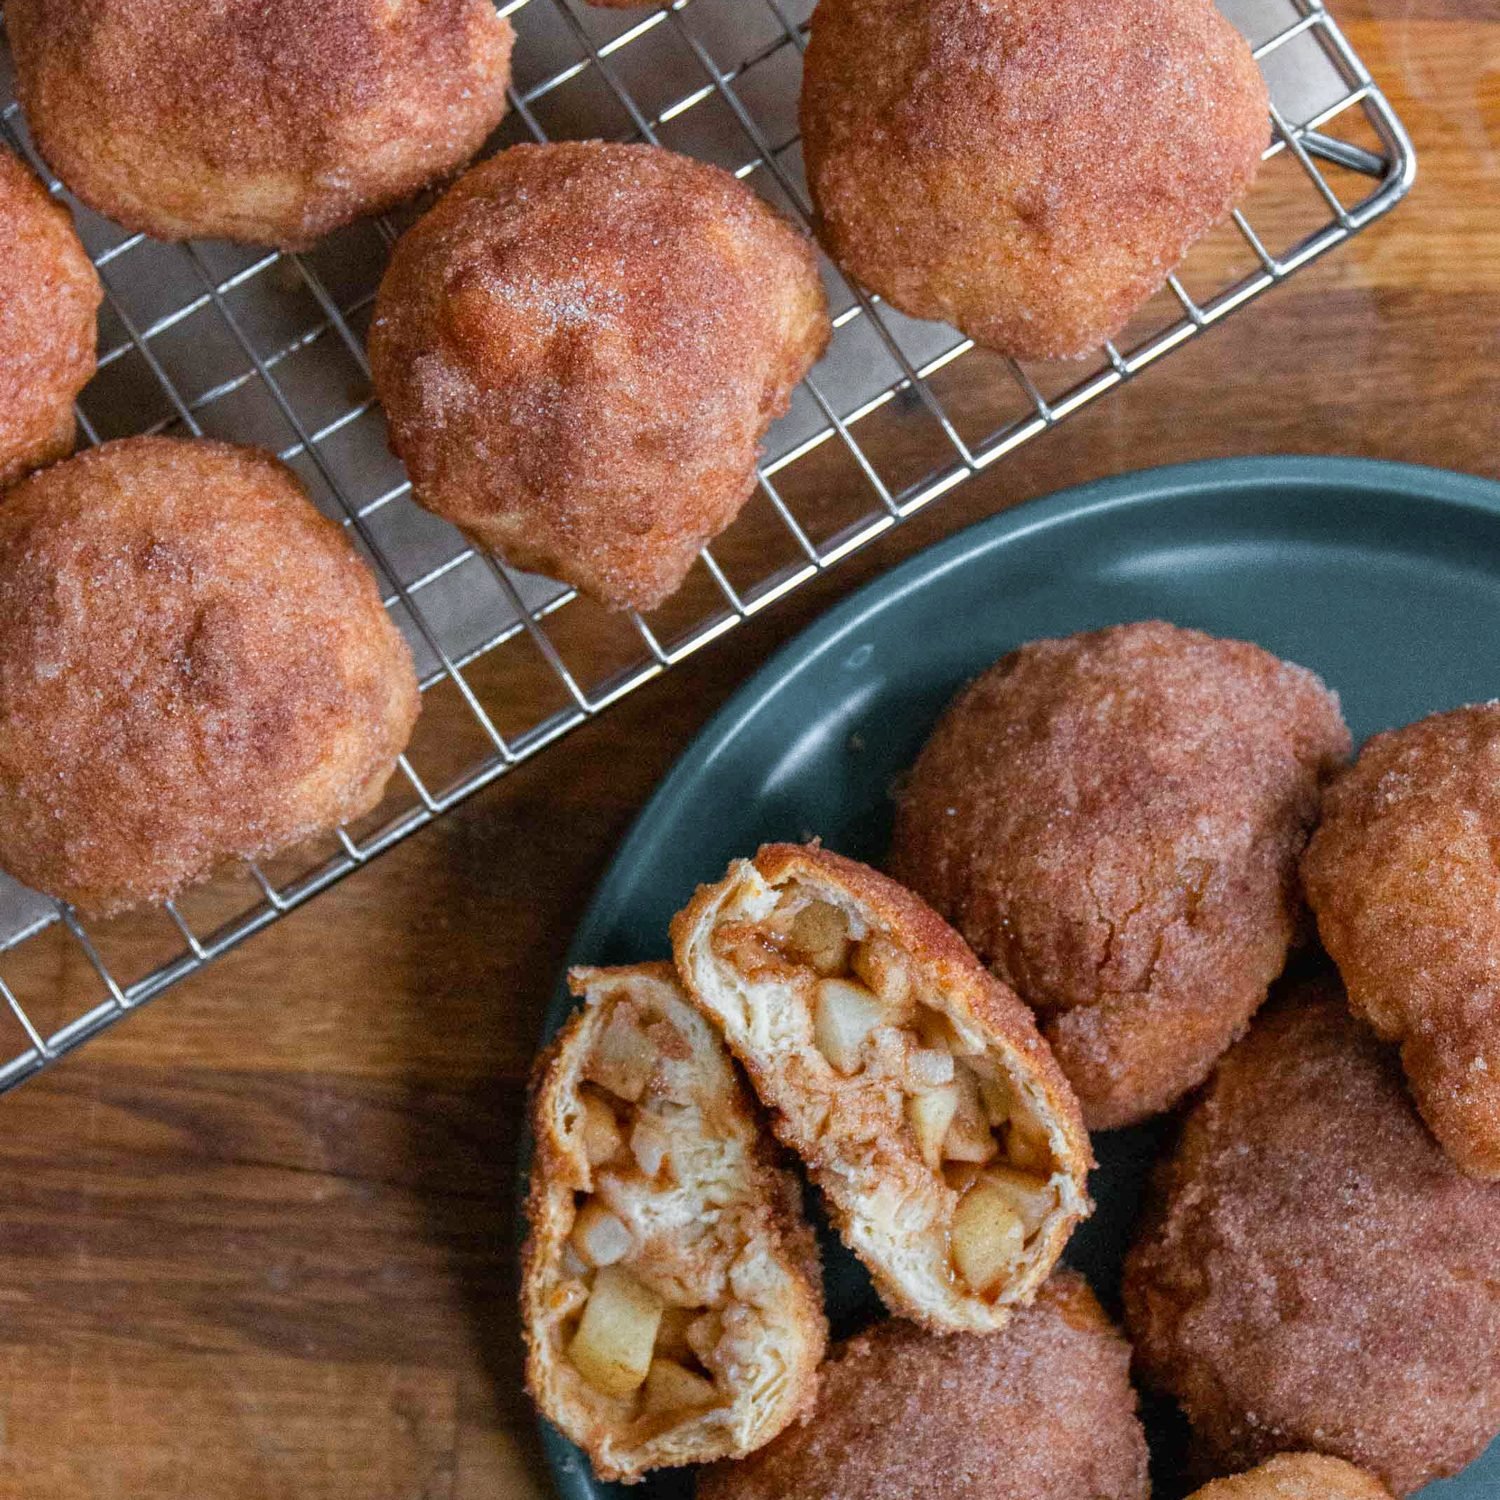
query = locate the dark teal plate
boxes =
[535,456,1500,1500]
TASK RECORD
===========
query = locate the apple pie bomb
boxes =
[672,844,1091,1332]
[522,964,826,1483]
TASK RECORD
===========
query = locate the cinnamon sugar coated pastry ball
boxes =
[800,0,1269,359]
[1304,703,1500,1179]
[890,622,1349,1129]
[369,142,830,612]
[523,964,825,1482]
[1124,986,1500,1495]
[0,149,100,485]
[5,0,513,248]
[0,437,421,917]
[697,1273,1149,1500]
[1185,1454,1394,1500]
[672,843,1091,1333]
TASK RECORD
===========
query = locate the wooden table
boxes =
[0,4,1495,1496]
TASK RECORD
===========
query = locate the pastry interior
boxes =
[527,966,821,1479]
[687,865,1087,1327]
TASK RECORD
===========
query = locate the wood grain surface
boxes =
[0,4,1496,1497]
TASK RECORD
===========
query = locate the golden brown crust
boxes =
[369,142,830,612]
[1185,1454,1394,1500]
[1304,703,1500,1179]
[0,149,100,486]
[6,0,513,248]
[800,0,1268,360]
[890,621,1350,1129]
[671,842,1091,1332]
[0,436,420,916]
[521,963,826,1483]
[1123,983,1500,1496]
[697,1272,1149,1500]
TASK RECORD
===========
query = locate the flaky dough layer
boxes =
[522,964,825,1483]
[672,843,1090,1332]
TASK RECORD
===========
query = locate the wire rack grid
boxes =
[0,0,1413,1091]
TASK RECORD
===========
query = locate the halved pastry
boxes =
[522,963,826,1483]
[671,844,1091,1332]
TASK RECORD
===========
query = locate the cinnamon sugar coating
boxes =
[0,149,100,485]
[1304,703,1500,1179]
[890,621,1350,1129]
[800,0,1268,359]
[5,0,513,248]
[369,142,830,612]
[1186,1454,1394,1500]
[1124,986,1500,1496]
[0,438,420,917]
[697,1272,1148,1500]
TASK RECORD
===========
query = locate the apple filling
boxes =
[714,893,1062,1302]
[558,998,751,1435]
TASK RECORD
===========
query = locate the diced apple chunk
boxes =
[571,1201,634,1268]
[943,1160,984,1195]
[630,1113,671,1178]
[907,1045,956,1090]
[850,935,913,1012]
[1006,1114,1053,1174]
[944,1068,999,1163]
[981,1165,1055,1238]
[907,1085,960,1170]
[813,977,889,1075]
[951,1182,1026,1296]
[587,1008,655,1104]
[642,1358,718,1417]
[968,1060,1017,1127]
[568,1266,664,1398]
[786,901,851,976]
[579,1089,624,1167]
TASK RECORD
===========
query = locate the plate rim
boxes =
[531,453,1500,1499]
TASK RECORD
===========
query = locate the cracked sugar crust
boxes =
[0,437,420,917]
[697,1272,1149,1500]
[5,0,513,248]
[889,620,1350,1129]
[369,142,830,613]
[1186,1454,1393,1500]
[799,0,1268,360]
[0,148,100,486]
[1303,702,1500,1179]
[1123,984,1500,1497]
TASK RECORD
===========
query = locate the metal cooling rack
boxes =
[0,0,1412,1090]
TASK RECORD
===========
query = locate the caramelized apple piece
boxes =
[579,1088,624,1167]
[568,1266,664,1399]
[587,1007,655,1103]
[641,1358,719,1416]
[813,977,890,1075]
[571,1201,634,1269]
[654,1304,698,1363]
[951,1181,1025,1295]
[786,900,851,976]
[850,935,913,1012]
[907,1085,960,1170]
[968,1059,1017,1127]
[981,1164,1054,1238]
[943,1068,999,1164]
